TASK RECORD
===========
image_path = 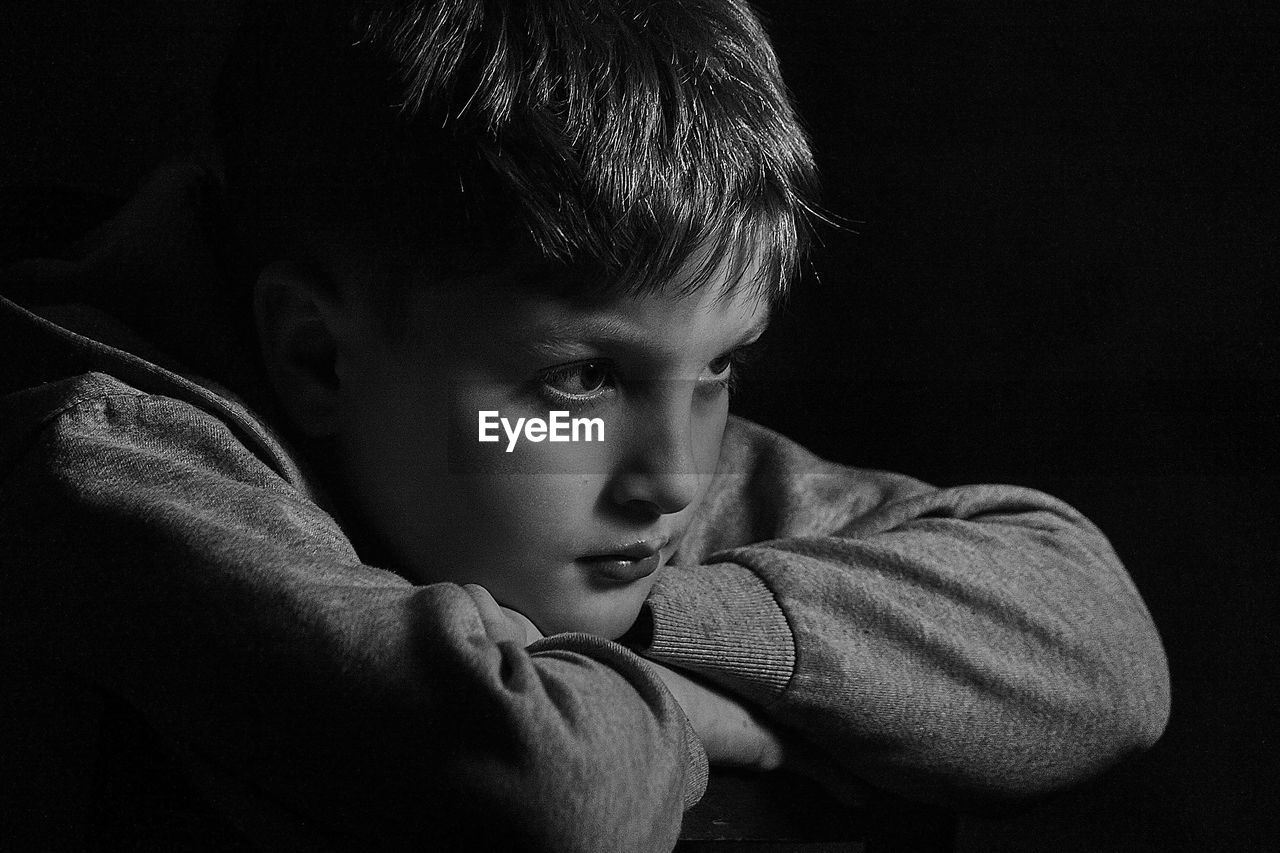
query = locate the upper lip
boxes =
[581,538,667,561]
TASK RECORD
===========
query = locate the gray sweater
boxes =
[0,163,1170,851]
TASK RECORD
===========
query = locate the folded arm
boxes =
[0,380,706,851]
[634,417,1171,807]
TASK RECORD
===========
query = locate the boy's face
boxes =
[329,268,769,639]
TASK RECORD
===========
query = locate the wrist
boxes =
[648,660,785,772]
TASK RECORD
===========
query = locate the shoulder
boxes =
[719,416,1113,540]
[0,369,358,569]
[0,372,145,471]
[681,416,935,557]
[0,371,297,495]
[719,415,934,507]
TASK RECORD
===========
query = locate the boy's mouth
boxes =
[578,539,665,585]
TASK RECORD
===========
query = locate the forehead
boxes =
[386,230,767,337]
[516,285,768,351]
[405,276,769,357]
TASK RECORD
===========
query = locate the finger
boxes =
[498,605,544,645]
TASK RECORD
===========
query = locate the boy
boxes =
[0,1,1169,850]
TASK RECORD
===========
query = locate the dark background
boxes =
[2,1,1276,849]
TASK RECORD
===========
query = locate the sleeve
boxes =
[0,388,707,852]
[634,416,1170,808]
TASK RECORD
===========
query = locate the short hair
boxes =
[214,0,819,309]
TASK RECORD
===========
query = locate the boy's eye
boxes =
[705,343,763,393]
[540,361,615,399]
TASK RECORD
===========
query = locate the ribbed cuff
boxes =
[641,561,796,704]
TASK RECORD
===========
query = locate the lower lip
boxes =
[579,553,660,585]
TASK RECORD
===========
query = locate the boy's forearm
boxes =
[632,417,1171,807]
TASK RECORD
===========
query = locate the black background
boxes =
[2,1,1276,848]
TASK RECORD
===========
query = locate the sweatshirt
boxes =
[0,161,1171,851]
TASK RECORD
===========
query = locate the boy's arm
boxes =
[0,384,706,851]
[631,416,1171,808]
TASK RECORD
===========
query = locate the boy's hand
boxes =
[463,584,544,646]
[650,661,869,804]
[647,660,785,771]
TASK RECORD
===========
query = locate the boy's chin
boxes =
[534,599,646,641]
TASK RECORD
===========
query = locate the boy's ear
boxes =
[254,260,348,437]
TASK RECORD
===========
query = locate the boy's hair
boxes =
[214,0,818,310]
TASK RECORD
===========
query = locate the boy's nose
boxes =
[607,395,702,517]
